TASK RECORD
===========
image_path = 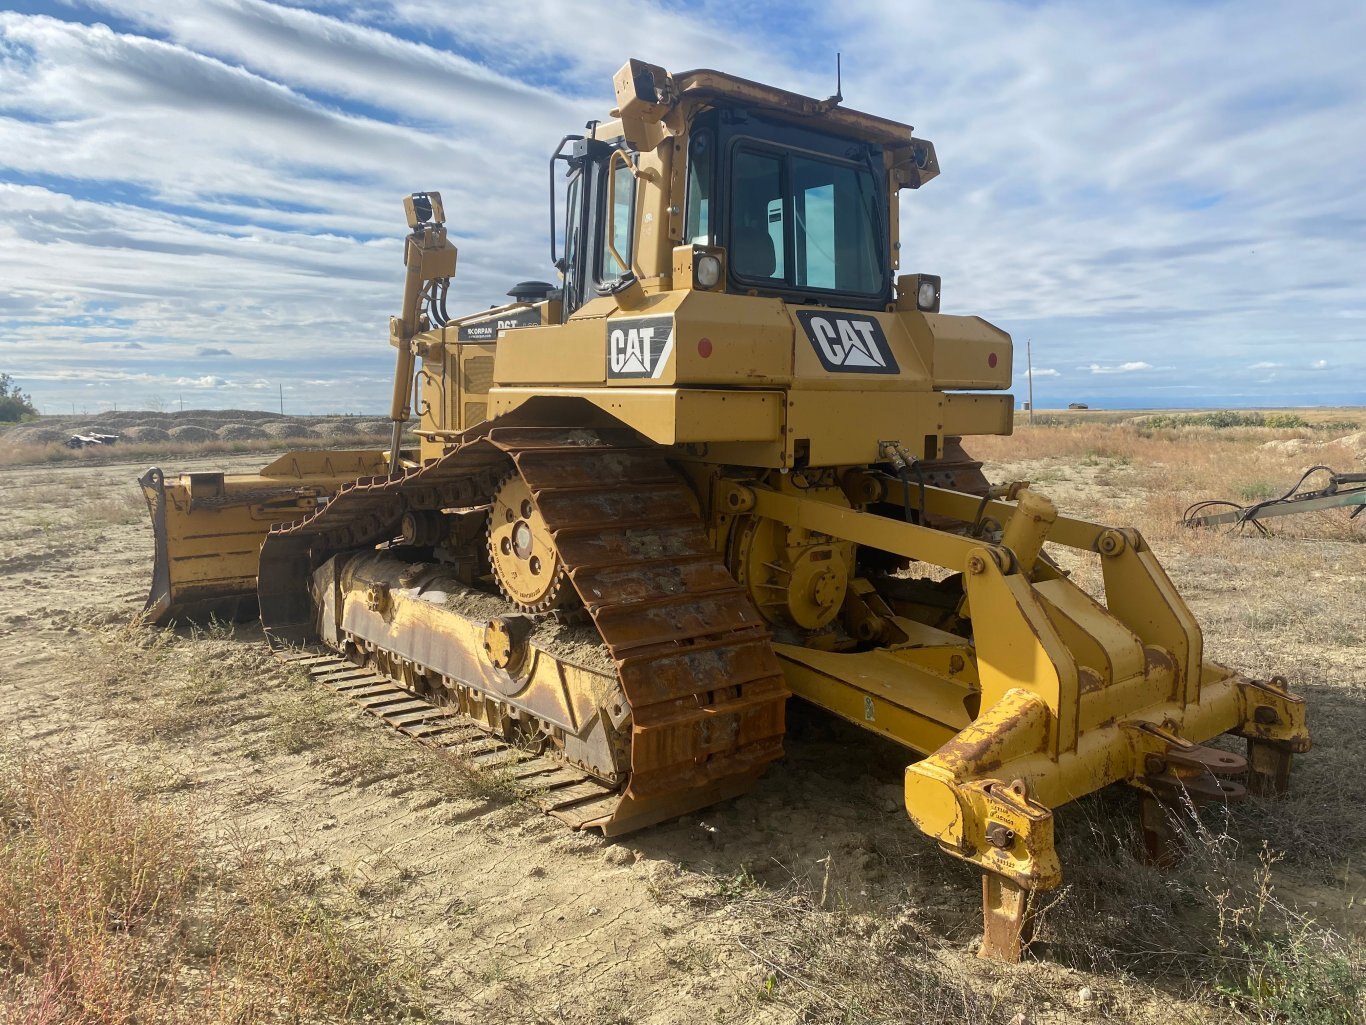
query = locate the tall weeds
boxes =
[0,762,195,1023]
[0,756,421,1024]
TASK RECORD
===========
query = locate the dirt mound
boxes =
[121,426,171,443]
[167,408,277,422]
[354,420,392,437]
[260,422,317,440]
[310,420,365,440]
[1264,432,1366,463]
[169,425,216,443]
[216,423,268,441]
[6,427,64,447]
[1333,431,1366,457]
[1260,438,1319,455]
[218,409,278,421]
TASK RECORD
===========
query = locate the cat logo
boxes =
[607,315,674,379]
[796,311,900,375]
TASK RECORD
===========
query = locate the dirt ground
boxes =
[1,436,1362,1024]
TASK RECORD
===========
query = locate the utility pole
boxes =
[279,384,284,415]
[1027,338,1035,426]
[179,394,184,413]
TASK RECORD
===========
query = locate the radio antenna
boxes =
[820,52,843,111]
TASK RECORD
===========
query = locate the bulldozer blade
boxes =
[138,451,387,626]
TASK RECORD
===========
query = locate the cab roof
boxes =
[672,68,918,150]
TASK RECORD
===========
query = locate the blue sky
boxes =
[2,0,1364,414]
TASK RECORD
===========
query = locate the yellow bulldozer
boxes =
[138,59,1309,961]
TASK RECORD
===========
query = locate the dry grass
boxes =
[0,758,197,1022]
[974,420,1365,546]
[1017,406,1364,428]
[693,870,1022,1024]
[0,753,422,1025]
[1038,789,1366,1023]
[78,617,525,811]
[692,785,1365,1024]
[3,417,1363,1024]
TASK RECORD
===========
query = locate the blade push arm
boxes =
[389,192,458,475]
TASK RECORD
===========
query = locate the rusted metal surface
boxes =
[980,873,1036,963]
[1136,724,1250,866]
[1246,737,1297,797]
[500,428,789,812]
[258,424,788,835]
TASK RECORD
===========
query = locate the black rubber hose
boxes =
[911,459,927,528]
[897,465,913,525]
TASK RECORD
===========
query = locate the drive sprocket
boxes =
[487,470,576,613]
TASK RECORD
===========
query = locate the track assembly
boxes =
[258,425,789,836]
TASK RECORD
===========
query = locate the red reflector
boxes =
[988,352,998,368]
[698,337,713,358]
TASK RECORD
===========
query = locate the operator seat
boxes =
[732,222,776,279]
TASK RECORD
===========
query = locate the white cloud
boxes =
[1016,367,1060,378]
[2,2,1365,412]
[174,375,229,388]
[1311,359,1330,369]
[1084,362,1154,375]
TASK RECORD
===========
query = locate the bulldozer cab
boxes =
[408,62,1005,471]
[550,62,936,321]
[553,120,890,317]
[552,135,636,318]
[686,109,890,307]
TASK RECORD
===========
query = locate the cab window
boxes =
[598,159,635,280]
[685,130,714,244]
[729,141,884,298]
[731,149,786,281]
[561,171,584,316]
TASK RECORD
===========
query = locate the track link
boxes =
[276,649,622,826]
[503,428,788,804]
[258,423,789,834]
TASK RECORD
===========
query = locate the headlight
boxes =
[917,279,939,311]
[898,273,941,313]
[696,253,722,289]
